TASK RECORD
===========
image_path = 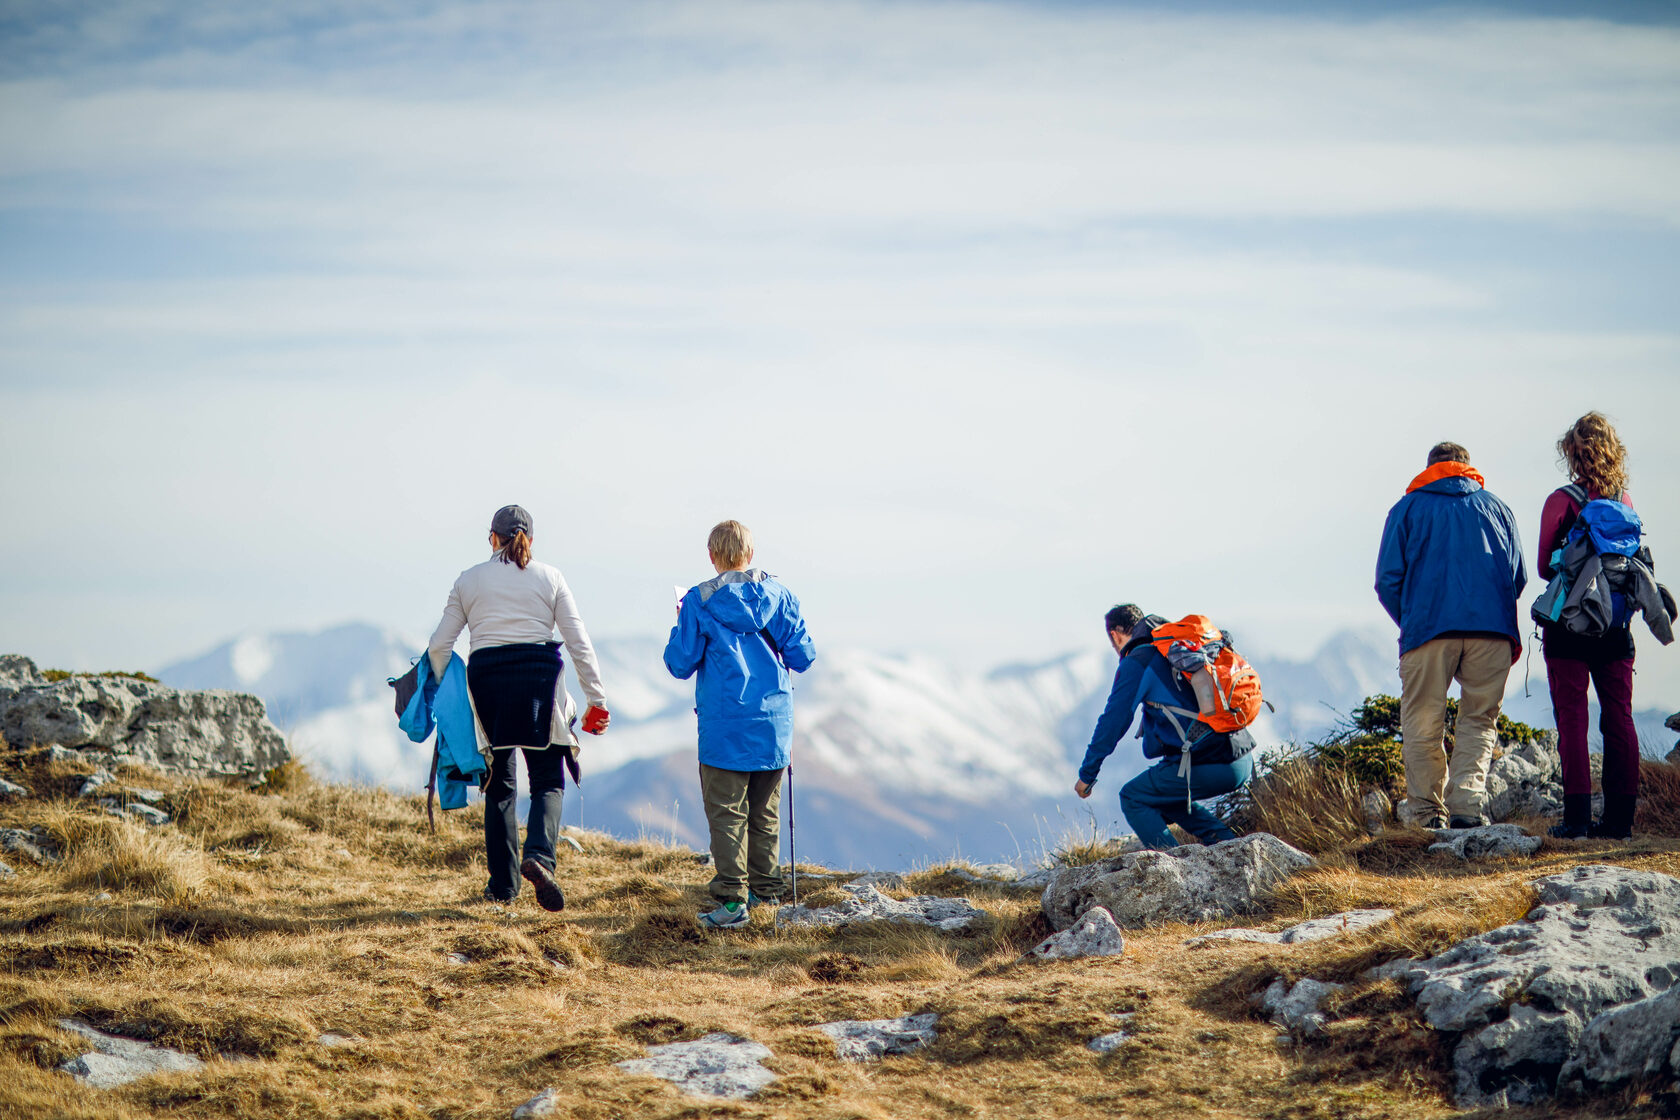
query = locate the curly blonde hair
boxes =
[1557,411,1628,498]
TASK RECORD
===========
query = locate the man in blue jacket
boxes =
[1376,442,1527,830]
[1074,604,1256,849]
[665,520,816,929]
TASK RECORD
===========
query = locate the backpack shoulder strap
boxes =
[1562,483,1588,507]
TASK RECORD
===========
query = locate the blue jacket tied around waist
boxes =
[1376,475,1528,657]
[663,569,816,771]
[398,650,486,810]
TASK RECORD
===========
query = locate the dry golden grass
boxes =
[3,744,1678,1120]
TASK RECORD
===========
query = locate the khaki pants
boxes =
[1399,636,1512,821]
[699,763,784,905]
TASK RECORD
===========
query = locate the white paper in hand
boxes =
[673,585,686,613]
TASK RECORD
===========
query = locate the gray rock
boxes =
[1558,986,1680,1093]
[615,1032,775,1099]
[1407,864,1680,1106]
[1426,823,1542,861]
[1361,788,1392,834]
[778,882,986,932]
[816,1012,939,1061]
[47,744,87,765]
[1030,906,1126,960]
[1187,908,1394,947]
[0,861,13,878]
[0,655,45,687]
[122,803,171,827]
[447,952,471,965]
[0,656,289,780]
[1014,867,1060,890]
[317,1033,354,1047]
[56,1018,204,1089]
[1363,957,1426,984]
[0,777,28,799]
[1257,978,1343,1037]
[1665,711,1680,733]
[1485,732,1563,821]
[1086,1013,1136,1053]
[127,788,165,804]
[0,826,59,864]
[850,870,906,891]
[512,1087,559,1118]
[79,770,116,797]
[1041,834,1314,931]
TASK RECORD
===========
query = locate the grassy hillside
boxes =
[3,741,1678,1120]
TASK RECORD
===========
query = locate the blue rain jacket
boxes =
[1376,476,1528,657]
[397,649,486,810]
[1079,642,1207,786]
[663,569,816,771]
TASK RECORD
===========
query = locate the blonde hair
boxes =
[707,520,754,569]
[1557,412,1628,498]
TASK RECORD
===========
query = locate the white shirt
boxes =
[427,554,607,710]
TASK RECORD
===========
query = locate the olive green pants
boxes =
[699,763,785,905]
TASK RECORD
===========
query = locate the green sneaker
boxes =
[699,901,749,929]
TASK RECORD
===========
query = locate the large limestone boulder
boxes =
[1041,834,1314,931]
[1389,864,1680,1106]
[0,655,289,780]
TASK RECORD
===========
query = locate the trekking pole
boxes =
[788,757,797,910]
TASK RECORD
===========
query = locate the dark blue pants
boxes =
[1120,753,1253,850]
[484,746,567,900]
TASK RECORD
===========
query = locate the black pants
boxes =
[484,746,567,900]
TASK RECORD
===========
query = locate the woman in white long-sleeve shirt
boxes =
[428,504,609,909]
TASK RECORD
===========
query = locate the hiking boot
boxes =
[1448,814,1488,830]
[482,887,517,904]
[520,858,565,912]
[699,901,750,929]
[747,891,783,909]
[1549,793,1592,840]
[1588,793,1636,840]
[1419,813,1448,831]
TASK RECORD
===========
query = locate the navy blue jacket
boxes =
[1078,643,1203,786]
[663,569,816,771]
[1376,475,1528,656]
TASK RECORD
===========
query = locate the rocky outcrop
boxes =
[1041,834,1314,931]
[615,1033,776,1099]
[778,882,986,932]
[1390,864,1680,1106]
[1558,986,1680,1095]
[1426,823,1542,861]
[816,1013,939,1061]
[0,655,288,780]
[1187,908,1393,947]
[57,1019,204,1089]
[1029,907,1126,960]
[1484,732,1563,821]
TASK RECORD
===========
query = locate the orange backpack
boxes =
[1146,615,1266,734]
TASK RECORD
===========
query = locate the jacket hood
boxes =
[1407,461,1485,495]
[697,569,781,633]
[1412,475,1483,497]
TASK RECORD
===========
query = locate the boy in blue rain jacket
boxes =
[663,520,816,929]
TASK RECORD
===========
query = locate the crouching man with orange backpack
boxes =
[1074,604,1263,850]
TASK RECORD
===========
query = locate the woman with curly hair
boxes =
[1540,412,1639,839]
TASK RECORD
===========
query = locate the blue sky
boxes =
[2,1,1678,708]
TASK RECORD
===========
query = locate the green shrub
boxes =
[41,669,160,684]
[1348,693,1543,753]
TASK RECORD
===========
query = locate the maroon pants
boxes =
[1545,654,1638,798]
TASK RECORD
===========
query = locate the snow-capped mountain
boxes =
[155,623,1675,868]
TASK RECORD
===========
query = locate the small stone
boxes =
[93,892,113,902]
[850,870,906,891]
[0,777,29,799]
[0,827,59,865]
[335,848,352,858]
[778,882,985,932]
[1030,907,1126,960]
[124,803,170,827]
[615,1032,775,1099]
[1427,823,1542,861]
[1187,909,1394,947]
[1361,789,1392,834]
[318,1033,353,1047]
[56,1018,205,1089]
[512,1087,559,1118]
[816,1013,938,1061]
[1257,978,1343,1037]
[127,788,165,804]
[78,770,116,798]
[0,861,14,878]
[447,952,471,965]
[1087,1030,1129,1053]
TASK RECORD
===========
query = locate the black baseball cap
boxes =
[490,505,533,538]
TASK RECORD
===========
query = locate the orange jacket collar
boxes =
[1406,461,1486,495]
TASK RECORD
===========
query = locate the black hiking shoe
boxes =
[1588,794,1636,840]
[1447,815,1488,830]
[1549,793,1592,839]
[520,859,566,912]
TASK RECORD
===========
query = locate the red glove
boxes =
[582,705,610,735]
